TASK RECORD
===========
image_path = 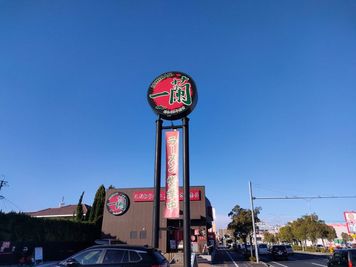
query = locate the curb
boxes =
[294,251,331,256]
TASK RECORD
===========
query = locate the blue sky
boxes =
[0,0,355,229]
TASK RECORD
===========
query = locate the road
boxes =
[260,252,329,267]
[210,247,330,267]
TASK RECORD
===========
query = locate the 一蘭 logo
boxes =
[106,192,130,216]
[147,72,197,120]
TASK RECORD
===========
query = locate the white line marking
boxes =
[271,261,289,267]
[311,263,327,267]
[223,249,239,267]
[261,261,274,267]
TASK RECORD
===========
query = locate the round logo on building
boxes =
[147,71,198,120]
[106,192,130,216]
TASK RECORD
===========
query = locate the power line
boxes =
[2,197,22,212]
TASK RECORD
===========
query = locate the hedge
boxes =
[0,212,100,243]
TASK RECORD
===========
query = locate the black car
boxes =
[271,245,288,260]
[328,249,356,267]
[55,244,170,267]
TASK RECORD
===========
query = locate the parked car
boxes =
[327,249,356,267]
[54,244,170,267]
[271,245,288,260]
[258,244,269,255]
[285,244,294,255]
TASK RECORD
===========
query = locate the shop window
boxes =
[139,230,147,239]
[130,231,137,239]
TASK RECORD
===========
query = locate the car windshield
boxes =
[71,249,102,265]
[259,244,267,248]
[286,245,292,248]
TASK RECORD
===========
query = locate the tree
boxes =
[227,205,261,245]
[75,191,85,221]
[318,224,336,246]
[286,214,336,249]
[278,225,294,243]
[288,214,323,247]
[88,185,106,224]
[341,232,352,244]
[263,232,276,244]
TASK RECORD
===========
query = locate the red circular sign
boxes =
[106,192,130,216]
[147,72,198,120]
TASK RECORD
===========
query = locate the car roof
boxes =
[87,244,155,251]
[335,248,356,252]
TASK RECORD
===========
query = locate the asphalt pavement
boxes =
[260,252,330,267]
[197,247,330,267]
[3,249,330,267]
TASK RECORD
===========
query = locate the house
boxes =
[28,204,90,219]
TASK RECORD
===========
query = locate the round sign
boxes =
[106,192,130,216]
[147,71,198,120]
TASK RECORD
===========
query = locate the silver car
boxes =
[258,244,269,255]
[285,244,294,255]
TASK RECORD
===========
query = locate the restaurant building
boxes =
[101,186,215,253]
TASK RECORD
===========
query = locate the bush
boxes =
[0,212,101,243]
[291,245,330,253]
[292,245,302,251]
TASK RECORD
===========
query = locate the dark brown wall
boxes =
[101,186,207,252]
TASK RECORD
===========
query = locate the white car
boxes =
[258,244,269,255]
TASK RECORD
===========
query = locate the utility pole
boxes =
[249,181,259,263]
[0,176,8,191]
[0,176,9,201]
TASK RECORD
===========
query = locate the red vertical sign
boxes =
[164,131,180,218]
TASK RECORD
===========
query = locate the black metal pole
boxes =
[152,117,163,248]
[182,117,191,267]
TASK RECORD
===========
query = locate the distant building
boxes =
[28,204,90,219]
[216,228,234,240]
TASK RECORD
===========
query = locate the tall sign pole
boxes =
[249,181,259,263]
[152,117,163,248]
[182,117,191,266]
[148,72,198,266]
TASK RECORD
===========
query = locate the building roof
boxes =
[28,204,91,218]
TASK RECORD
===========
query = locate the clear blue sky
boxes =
[0,0,355,229]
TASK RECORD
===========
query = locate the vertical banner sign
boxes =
[164,131,180,218]
[344,211,356,234]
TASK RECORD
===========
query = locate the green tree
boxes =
[227,205,261,245]
[263,232,276,244]
[318,224,336,245]
[76,191,85,221]
[278,225,294,243]
[341,232,352,244]
[287,214,336,248]
[88,185,106,224]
